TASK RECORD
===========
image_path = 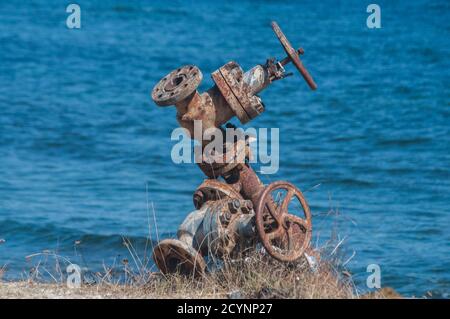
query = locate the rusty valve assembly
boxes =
[151,22,317,276]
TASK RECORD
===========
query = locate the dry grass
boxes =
[0,199,374,299]
[0,210,360,299]
[0,265,5,281]
[143,251,355,299]
[0,247,358,299]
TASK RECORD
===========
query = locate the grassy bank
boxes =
[0,249,404,299]
[0,250,363,299]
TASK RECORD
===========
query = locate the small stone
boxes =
[228,290,242,299]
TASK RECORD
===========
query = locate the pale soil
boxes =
[0,281,214,299]
[0,282,144,299]
[0,281,402,299]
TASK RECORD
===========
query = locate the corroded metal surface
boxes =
[153,195,258,276]
[152,238,207,277]
[255,181,312,262]
[211,66,250,124]
[271,22,317,90]
[152,65,203,106]
[199,198,256,258]
[193,179,243,209]
[243,65,270,95]
[212,61,264,124]
[197,139,249,178]
[175,91,218,140]
[202,199,239,257]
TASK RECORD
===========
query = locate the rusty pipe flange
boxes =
[193,179,243,209]
[212,61,264,124]
[255,181,312,262]
[152,239,206,277]
[151,65,203,106]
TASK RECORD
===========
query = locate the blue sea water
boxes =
[0,0,449,297]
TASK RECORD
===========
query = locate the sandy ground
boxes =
[0,281,402,299]
[0,282,158,299]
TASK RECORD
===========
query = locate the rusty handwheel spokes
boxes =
[255,181,312,262]
[271,21,317,90]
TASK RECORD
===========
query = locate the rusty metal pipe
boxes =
[243,65,271,95]
[224,164,280,223]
